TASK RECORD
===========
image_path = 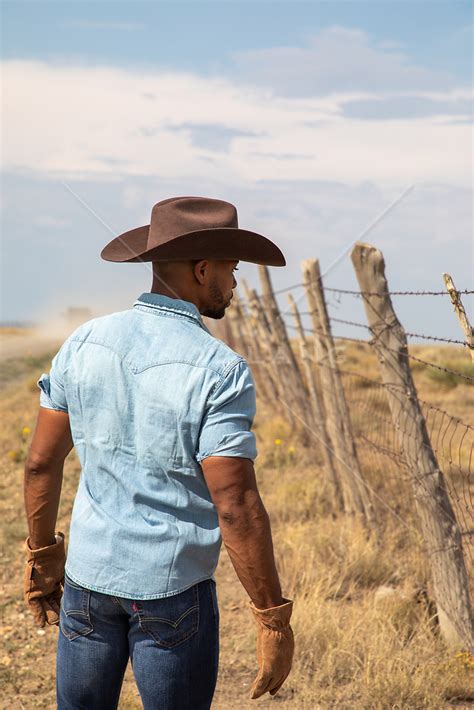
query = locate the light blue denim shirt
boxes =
[37,292,258,599]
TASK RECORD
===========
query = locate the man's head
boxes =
[151,259,239,319]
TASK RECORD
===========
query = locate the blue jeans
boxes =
[57,574,220,709]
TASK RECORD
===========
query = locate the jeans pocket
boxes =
[60,575,94,641]
[137,584,199,649]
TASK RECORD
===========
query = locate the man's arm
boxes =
[197,362,294,699]
[24,407,74,548]
[201,455,294,699]
[23,407,73,628]
[201,455,283,609]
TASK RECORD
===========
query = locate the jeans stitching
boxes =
[138,584,200,649]
[143,604,199,627]
[60,584,94,641]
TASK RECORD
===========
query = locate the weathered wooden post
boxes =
[443,273,474,362]
[242,283,291,420]
[242,280,301,432]
[224,300,244,353]
[231,293,273,404]
[288,292,344,509]
[302,259,373,522]
[257,265,310,426]
[352,242,474,650]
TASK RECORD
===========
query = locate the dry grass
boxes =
[0,344,473,709]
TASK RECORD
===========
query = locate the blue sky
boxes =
[1,0,472,339]
[2,1,472,78]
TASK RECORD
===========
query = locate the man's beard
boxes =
[201,279,229,319]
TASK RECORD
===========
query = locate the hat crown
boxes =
[147,197,238,250]
[100,194,286,266]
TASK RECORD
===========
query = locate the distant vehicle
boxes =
[62,307,93,326]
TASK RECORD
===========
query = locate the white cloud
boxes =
[232,25,460,96]
[2,60,471,188]
[2,25,471,328]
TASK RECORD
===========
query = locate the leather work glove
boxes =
[249,598,294,699]
[23,532,66,628]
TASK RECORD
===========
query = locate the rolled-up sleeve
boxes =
[37,344,69,412]
[196,359,258,463]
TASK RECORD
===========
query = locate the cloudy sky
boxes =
[1,0,472,340]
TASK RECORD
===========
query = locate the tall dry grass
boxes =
[249,408,474,708]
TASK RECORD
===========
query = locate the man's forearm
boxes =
[218,495,283,609]
[24,460,64,549]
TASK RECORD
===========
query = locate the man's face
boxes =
[200,260,239,319]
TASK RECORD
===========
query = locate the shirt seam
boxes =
[207,356,246,398]
[133,298,201,317]
[68,337,233,377]
[133,303,204,327]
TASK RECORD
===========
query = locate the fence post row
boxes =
[287,292,344,510]
[227,293,272,404]
[241,281,298,428]
[302,259,374,523]
[351,242,474,651]
[223,244,473,652]
[257,265,311,433]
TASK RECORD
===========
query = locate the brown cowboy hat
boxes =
[100,196,286,266]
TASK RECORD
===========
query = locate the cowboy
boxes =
[23,196,294,710]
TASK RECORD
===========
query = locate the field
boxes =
[1,329,473,709]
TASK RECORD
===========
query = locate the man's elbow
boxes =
[24,451,61,475]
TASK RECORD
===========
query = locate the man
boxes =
[23,196,294,710]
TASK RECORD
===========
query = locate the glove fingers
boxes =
[269,673,288,696]
[250,671,263,700]
[46,591,62,613]
[43,598,60,626]
[49,598,61,617]
[28,598,46,628]
[251,673,274,700]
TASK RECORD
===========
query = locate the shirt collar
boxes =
[133,292,211,334]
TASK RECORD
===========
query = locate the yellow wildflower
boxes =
[22,426,31,436]
[288,445,295,454]
[454,651,474,668]
[274,439,282,446]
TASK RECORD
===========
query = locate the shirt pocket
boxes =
[136,584,199,649]
[60,575,94,641]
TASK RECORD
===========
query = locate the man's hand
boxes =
[24,532,66,627]
[249,599,294,699]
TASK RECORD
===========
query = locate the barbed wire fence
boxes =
[222,242,474,652]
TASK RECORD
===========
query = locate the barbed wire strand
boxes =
[284,321,474,383]
[296,312,470,347]
[269,282,474,298]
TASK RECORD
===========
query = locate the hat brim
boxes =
[100,226,286,267]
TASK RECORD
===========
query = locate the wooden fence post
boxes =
[250,269,310,434]
[242,283,293,423]
[352,242,474,650]
[287,292,344,510]
[257,265,310,424]
[302,259,373,522]
[443,273,474,362]
[231,293,273,404]
[224,300,243,353]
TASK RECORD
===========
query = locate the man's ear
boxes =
[192,259,210,285]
